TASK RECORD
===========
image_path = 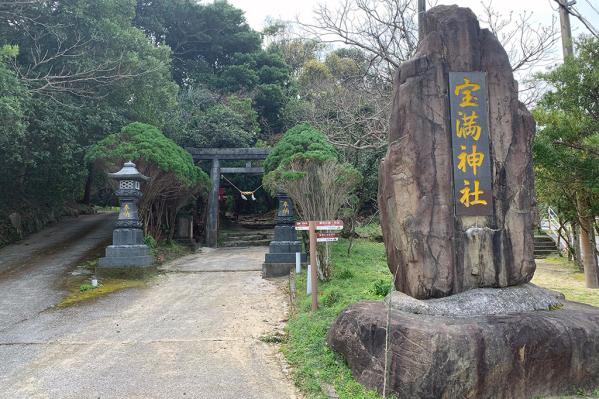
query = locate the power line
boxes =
[556,0,599,38]
[583,0,599,18]
[570,4,599,37]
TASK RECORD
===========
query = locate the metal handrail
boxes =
[541,206,571,252]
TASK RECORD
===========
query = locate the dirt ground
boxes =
[0,223,300,398]
[533,256,599,308]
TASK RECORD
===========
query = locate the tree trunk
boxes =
[317,244,332,281]
[572,222,583,271]
[556,223,562,256]
[577,195,599,288]
[81,164,94,205]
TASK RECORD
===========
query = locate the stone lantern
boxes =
[262,192,306,277]
[98,161,154,274]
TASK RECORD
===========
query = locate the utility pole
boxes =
[418,0,426,40]
[557,0,575,58]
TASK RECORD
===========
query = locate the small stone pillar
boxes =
[98,161,154,276]
[262,193,306,277]
[175,211,197,249]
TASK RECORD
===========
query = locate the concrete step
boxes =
[534,236,556,243]
[534,249,558,258]
[534,232,558,258]
[535,242,558,248]
[221,239,272,248]
[222,232,273,239]
[533,232,557,259]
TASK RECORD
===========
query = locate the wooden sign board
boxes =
[316,233,339,242]
[295,220,344,231]
[448,72,493,216]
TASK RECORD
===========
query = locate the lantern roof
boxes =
[108,161,150,181]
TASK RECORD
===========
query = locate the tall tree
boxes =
[534,37,599,288]
[0,0,179,244]
[135,0,292,140]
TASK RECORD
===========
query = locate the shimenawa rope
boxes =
[220,175,263,200]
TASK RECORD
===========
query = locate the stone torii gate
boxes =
[187,147,271,247]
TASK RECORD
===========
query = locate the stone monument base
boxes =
[97,245,155,278]
[262,262,308,278]
[262,224,307,278]
[327,285,599,399]
[262,262,291,278]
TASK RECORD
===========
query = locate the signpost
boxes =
[316,233,339,242]
[296,220,343,311]
[295,220,343,231]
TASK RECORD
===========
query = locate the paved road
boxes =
[0,244,299,398]
[0,213,115,331]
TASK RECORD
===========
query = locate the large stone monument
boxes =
[98,161,154,276]
[378,5,536,299]
[327,5,599,399]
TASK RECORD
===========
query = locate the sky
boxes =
[227,0,599,60]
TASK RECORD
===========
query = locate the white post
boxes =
[306,265,312,295]
[296,252,301,273]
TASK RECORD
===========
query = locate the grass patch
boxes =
[354,223,383,242]
[284,237,599,399]
[283,239,390,399]
[57,278,147,308]
[533,256,599,307]
[259,332,287,344]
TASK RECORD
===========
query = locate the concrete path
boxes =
[0,245,300,399]
[0,212,115,331]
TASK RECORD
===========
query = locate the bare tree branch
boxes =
[481,1,560,73]
[1,0,163,99]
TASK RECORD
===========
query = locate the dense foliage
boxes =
[533,37,599,287]
[87,123,209,240]
[0,0,178,243]
[263,124,339,174]
[0,0,295,245]
[267,31,389,211]
[134,0,292,141]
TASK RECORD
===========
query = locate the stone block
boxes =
[105,244,151,258]
[327,299,599,399]
[262,263,294,278]
[113,228,145,246]
[264,252,306,265]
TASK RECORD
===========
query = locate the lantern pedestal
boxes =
[97,161,154,278]
[262,193,306,278]
[98,228,154,268]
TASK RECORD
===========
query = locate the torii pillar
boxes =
[206,157,220,248]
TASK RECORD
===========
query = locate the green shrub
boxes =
[336,269,355,280]
[263,123,339,173]
[144,235,157,249]
[323,289,342,307]
[263,124,361,280]
[79,283,99,292]
[368,279,391,297]
[86,122,207,188]
[86,122,209,240]
[355,223,384,242]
